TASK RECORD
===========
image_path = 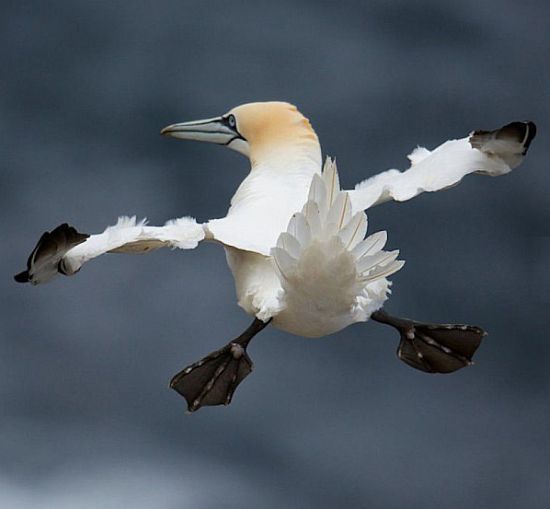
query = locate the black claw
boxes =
[371,310,485,374]
[170,318,270,413]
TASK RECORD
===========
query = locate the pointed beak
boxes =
[161,116,241,145]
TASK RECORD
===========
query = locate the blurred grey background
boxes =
[2,1,549,507]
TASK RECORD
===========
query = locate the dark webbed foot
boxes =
[14,223,89,285]
[371,310,486,373]
[170,342,253,412]
[170,318,270,412]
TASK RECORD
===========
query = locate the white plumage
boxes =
[16,101,536,411]
[270,158,402,336]
[17,103,535,346]
[62,216,205,275]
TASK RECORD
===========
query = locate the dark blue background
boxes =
[3,1,549,507]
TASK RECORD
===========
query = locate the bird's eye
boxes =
[227,115,236,128]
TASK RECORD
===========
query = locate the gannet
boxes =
[15,102,536,412]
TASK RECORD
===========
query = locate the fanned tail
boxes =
[271,158,404,337]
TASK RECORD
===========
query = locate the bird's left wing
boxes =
[348,121,536,212]
[14,216,205,285]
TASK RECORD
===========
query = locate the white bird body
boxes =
[204,106,394,337]
[16,101,536,411]
[18,102,535,340]
[207,147,320,255]
[221,159,395,337]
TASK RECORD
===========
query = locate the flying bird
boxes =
[15,102,536,412]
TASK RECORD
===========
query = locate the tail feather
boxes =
[338,211,368,250]
[276,232,301,260]
[302,200,322,237]
[325,192,352,236]
[350,231,387,260]
[270,246,297,282]
[307,174,327,212]
[359,259,405,283]
[271,158,404,336]
[357,250,400,275]
[286,212,311,247]
[322,157,340,207]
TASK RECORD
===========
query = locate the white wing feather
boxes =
[348,121,535,212]
[64,216,205,273]
[20,216,206,284]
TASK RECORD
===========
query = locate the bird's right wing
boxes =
[15,216,205,285]
[348,121,536,212]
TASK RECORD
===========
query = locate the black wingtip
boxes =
[14,270,30,283]
[16,223,89,285]
[469,120,537,170]
[470,120,537,154]
[496,121,537,155]
[522,121,536,153]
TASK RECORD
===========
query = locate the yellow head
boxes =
[161,101,319,164]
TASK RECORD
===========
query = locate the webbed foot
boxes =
[371,310,486,373]
[170,318,270,412]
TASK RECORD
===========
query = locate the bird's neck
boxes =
[248,123,322,175]
[226,133,322,229]
[224,122,322,243]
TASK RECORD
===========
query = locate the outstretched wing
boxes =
[15,216,205,285]
[348,121,536,212]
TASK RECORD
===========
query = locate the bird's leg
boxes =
[371,310,486,373]
[170,318,271,413]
